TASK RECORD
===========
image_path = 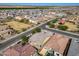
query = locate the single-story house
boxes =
[29,30,53,49]
[3,43,37,56]
[39,33,72,56]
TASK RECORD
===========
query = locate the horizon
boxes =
[0,3,79,6]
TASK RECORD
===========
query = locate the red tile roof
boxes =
[59,19,65,24]
[3,47,20,56]
[42,33,70,55]
[3,43,36,56]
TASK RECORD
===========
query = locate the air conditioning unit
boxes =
[54,51,62,56]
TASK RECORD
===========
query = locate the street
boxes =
[0,19,51,52]
[0,19,79,55]
[43,26,79,39]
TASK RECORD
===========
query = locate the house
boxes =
[15,16,23,20]
[0,24,16,41]
[0,29,15,40]
[29,19,38,24]
[29,17,43,24]
[39,33,72,56]
[29,30,53,49]
[56,13,67,17]
[29,15,50,24]
[3,43,37,56]
[59,18,65,24]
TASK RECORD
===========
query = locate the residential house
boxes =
[29,30,53,49]
[3,43,37,56]
[39,33,72,56]
[59,18,66,24]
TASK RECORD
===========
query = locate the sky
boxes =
[0,3,79,6]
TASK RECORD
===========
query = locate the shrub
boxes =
[51,19,58,23]
[32,27,41,34]
[49,23,55,28]
[22,28,26,32]
[21,35,29,46]
[58,25,68,31]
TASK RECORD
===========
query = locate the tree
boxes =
[36,27,41,32]
[77,25,79,28]
[47,21,55,28]
[6,16,13,20]
[32,29,37,34]
[25,19,29,23]
[32,27,41,34]
[45,50,54,56]
[15,30,20,34]
[51,19,58,23]
[47,22,50,25]
[66,11,73,15]
[49,23,55,28]
[8,31,11,34]
[58,25,68,31]
[0,36,5,40]
[22,28,26,32]
[19,18,29,24]
[21,35,29,45]
[19,19,24,22]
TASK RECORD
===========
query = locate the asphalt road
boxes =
[0,20,50,52]
[0,30,31,51]
[0,19,79,53]
[42,26,79,39]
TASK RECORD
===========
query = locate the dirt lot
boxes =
[6,21,32,32]
[64,22,78,31]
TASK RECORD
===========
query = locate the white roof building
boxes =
[29,30,53,49]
